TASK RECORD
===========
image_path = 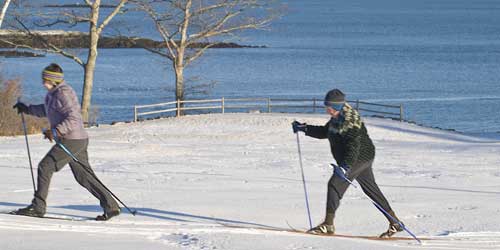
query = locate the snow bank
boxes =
[1,113,499,250]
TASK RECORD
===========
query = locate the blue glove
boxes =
[292,121,307,133]
[339,163,350,172]
[332,163,358,187]
[333,163,350,180]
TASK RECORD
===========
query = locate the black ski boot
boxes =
[307,222,335,235]
[379,222,404,238]
[96,209,120,221]
[10,205,44,218]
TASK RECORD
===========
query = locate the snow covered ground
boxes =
[1,113,499,250]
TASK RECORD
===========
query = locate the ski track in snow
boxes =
[1,214,499,249]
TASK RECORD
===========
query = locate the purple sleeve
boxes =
[54,88,82,136]
[27,104,46,117]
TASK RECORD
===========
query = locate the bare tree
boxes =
[133,0,278,106]
[0,0,13,29]
[79,1,129,124]
[2,1,128,124]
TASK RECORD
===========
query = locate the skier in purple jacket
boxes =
[12,63,120,221]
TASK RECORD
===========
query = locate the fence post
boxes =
[313,98,316,113]
[176,99,181,117]
[134,106,137,122]
[400,104,404,122]
[222,97,225,114]
[356,99,360,111]
[267,98,271,113]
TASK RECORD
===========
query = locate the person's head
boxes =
[324,88,345,118]
[42,63,64,90]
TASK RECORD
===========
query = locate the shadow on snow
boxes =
[0,202,276,228]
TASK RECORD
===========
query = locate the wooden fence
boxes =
[133,97,404,122]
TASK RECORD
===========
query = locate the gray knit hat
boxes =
[324,89,345,106]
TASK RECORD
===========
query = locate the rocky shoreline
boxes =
[0,30,265,57]
[0,50,45,57]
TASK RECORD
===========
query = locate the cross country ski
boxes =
[1,211,93,222]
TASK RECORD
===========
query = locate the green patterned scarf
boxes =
[329,103,362,135]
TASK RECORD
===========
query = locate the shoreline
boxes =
[0,30,266,54]
[0,50,45,57]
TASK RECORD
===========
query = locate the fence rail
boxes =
[134,97,404,122]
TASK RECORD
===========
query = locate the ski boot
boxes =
[307,222,335,235]
[9,205,44,218]
[96,209,120,221]
[379,221,404,238]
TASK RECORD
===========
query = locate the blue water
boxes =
[2,0,500,133]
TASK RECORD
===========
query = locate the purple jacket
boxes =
[28,82,88,140]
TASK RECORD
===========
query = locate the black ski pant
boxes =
[32,138,119,214]
[326,159,394,222]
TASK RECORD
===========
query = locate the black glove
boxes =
[13,102,29,114]
[43,128,62,143]
[292,121,307,133]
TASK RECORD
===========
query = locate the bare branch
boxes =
[191,2,230,16]
[34,12,91,28]
[97,0,128,34]
[178,0,192,46]
[0,36,84,66]
[118,35,174,60]
[135,0,279,102]
[0,0,12,29]
[136,0,178,59]
[6,0,131,124]
[184,44,214,67]
[189,5,273,42]
[14,18,85,66]
[199,20,270,39]
[188,10,239,41]
[142,46,173,60]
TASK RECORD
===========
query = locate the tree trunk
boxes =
[81,44,97,125]
[81,2,100,125]
[174,59,184,116]
[0,0,12,29]
[173,0,191,116]
[175,64,184,101]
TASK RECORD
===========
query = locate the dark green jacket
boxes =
[305,103,375,167]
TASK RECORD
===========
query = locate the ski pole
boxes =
[294,127,313,229]
[49,129,137,215]
[18,99,36,193]
[331,163,421,243]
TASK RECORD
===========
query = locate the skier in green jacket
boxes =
[293,88,403,238]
